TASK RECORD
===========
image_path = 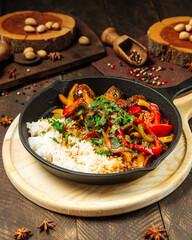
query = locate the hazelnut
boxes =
[37,50,48,58]
[25,51,36,60]
[25,18,37,26]
[179,31,190,40]
[52,22,60,30]
[23,47,34,55]
[78,36,90,45]
[189,19,192,25]
[185,24,192,32]
[189,35,192,42]
[37,25,46,33]
[0,42,11,62]
[174,23,185,32]
[45,21,53,30]
[24,25,35,33]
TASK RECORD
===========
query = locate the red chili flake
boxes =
[112,64,115,67]
[139,74,142,76]
[133,73,136,77]
[137,69,140,72]
[146,67,149,70]
[111,66,115,69]
[140,78,143,80]
[157,74,160,77]
[5,92,8,95]
[163,80,168,83]
[149,81,152,84]
[168,66,172,69]
[33,84,37,87]
[118,60,122,64]
[127,69,130,72]
[153,65,157,68]
[148,52,152,55]
[39,83,42,86]
[33,89,36,92]
[152,74,156,78]
[45,80,48,83]
[152,55,155,58]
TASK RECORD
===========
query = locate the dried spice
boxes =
[143,224,166,240]
[37,220,55,231]
[8,67,16,79]
[185,62,192,71]
[13,227,31,240]
[48,52,63,61]
[0,115,13,126]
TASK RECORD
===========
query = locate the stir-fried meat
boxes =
[115,99,128,110]
[127,95,146,109]
[73,84,96,100]
[104,86,124,100]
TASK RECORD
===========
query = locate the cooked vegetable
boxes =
[51,83,174,171]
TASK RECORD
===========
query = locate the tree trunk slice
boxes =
[0,11,76,53]
[147,16,192,66]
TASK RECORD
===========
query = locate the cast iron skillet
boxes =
[19,76,192,184]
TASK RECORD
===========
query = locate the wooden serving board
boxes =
[0,15,105,90]
[2,94,192,217]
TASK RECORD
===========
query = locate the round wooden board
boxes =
[2,107,192,217]
[0,11,76,53]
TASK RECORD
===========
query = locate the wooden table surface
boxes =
[0,1,192,239]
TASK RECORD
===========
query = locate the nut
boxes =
[174,23,185,32]
[52,22,60,30]
[25,51,36,60]
[25,18,37,26]
[189,35,192,42]
[24,25,35,33]
[179,31,190,40]
[189,19,192,25]
[185,24,192,32]
[37,50,48,58]
[45,21,53,30]
[78,36,90,45]
[23,47,34,55]
[37,25,46,33]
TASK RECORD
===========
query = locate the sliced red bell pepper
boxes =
[128,106,142,115]
[62,98,85,117]
[149,102,161,125]
[150,124,173,137]
[134,117,144,124]
[79,131,96,139]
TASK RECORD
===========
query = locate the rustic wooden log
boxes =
[0,11,76,53]
[147,16,192,66]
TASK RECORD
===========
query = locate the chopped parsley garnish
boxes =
[50,137,60,144]
[63,133,73,142]
[66,117,72,124]
[108,134,122,149]
[77,108,85,116]
[70,143,76,147]
[111,124,120,134]
[48,119,65,133]
[90,135,104,147]
[41,131,46,134]
[96,149,111,157]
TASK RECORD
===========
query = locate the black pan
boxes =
[19,76,192,184]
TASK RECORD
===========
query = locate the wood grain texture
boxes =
[0,0,192,239]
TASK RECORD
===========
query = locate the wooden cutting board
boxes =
[2,93,192,217]
[0,14,105,90]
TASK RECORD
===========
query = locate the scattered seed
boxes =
[33,84,37,87]
[27,68,31,72]
[17,92,20,95]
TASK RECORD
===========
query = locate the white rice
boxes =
[26,118,124,174]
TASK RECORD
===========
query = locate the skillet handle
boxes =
[157,77,192,102]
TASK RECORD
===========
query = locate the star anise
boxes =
[37,220,55,231]
[8,67,16,79]
[185,62,192,71]
[143,224,166,240]
[48,52,63,61]
[13,227,31,240]
[0,115,13,126]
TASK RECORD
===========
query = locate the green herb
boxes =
[48,119,65,133]
[77,108,85,116]
[41,131,46,134]
[111,124,120,134]
[96,149,111,157]
[90,135,104,147]
[108,135,122,149]
[70,143,75,147]
[63,133,73,142]
[66,117,72,124]
[50,137,60,144]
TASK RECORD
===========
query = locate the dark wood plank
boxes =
[159,171,192,240]
[152,0,192,20]
[103,0,159,38]
[76,204,167,240]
